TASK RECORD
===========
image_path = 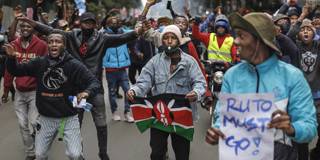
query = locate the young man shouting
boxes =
[4,31,101,160]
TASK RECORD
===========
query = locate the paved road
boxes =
[0,91,218,160]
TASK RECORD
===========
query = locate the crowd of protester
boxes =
[0,0,320,159]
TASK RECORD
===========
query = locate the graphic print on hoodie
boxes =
[4,35,48,92]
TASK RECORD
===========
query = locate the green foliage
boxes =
[86,0,142,22]
[87,2,105,14]
[87,0,141,16]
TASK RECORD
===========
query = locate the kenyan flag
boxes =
[130,94,194,141]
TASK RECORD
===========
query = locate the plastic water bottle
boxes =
[82,102,93,112]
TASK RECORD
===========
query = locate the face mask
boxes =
[216,30,226,36]
[279,23,290,34]
[82,28,94,36]
[110,26,119,33]
[164,45,180,56]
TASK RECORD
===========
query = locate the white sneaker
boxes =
[124,113,134,123]
[112,113,121,121]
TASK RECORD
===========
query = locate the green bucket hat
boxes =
[229,12,282,55]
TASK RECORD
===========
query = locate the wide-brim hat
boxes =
[229,12,282,55]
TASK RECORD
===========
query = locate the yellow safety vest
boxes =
[207,33,234,62]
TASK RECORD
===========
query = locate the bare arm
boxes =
[143,28,162,48]
[17,16,66,36]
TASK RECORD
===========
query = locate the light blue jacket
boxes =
[131,52,206,101]
[213,54,317,143]
[102,28,131,68]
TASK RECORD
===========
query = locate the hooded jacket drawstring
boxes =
[254,67,260,93]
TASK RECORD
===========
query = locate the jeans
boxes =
[14,90,38,157]
[150,128,190,160]
[35,115,84,160]
[106,69,130,113]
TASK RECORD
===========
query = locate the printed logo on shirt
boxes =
[42,68,67,90]
[41,92,64,97]
[301,51,318,73]
[16,53,37,64]
[79,43,88,57]
[272,86,283,98]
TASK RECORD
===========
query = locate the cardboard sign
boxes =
[218,93,276,160]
